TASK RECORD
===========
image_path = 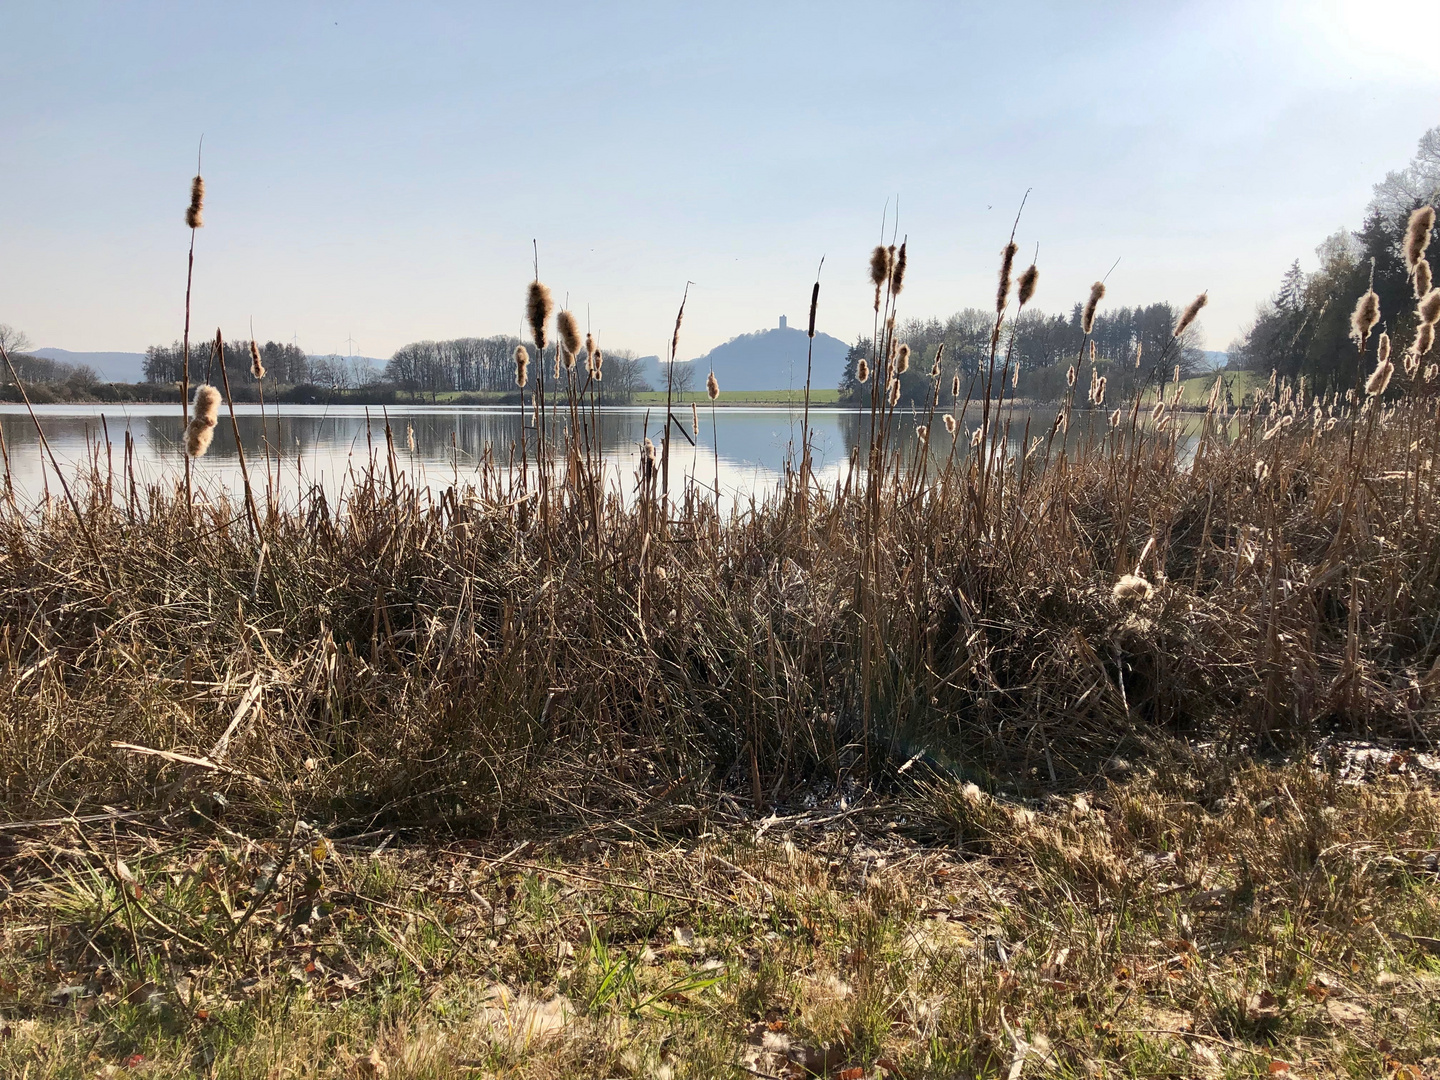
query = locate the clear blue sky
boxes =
[2,1,1437,361]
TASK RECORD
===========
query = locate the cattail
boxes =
[249,340,265,379]
[870,245,891,311]
[943,413,956,435]
[1109,408,1121,428]
[1175,292,1208,337]
[514,345,529,388]
[1427,363,1438,383]
[1151,400,1166,422]
[1350,288,1380,346]
[1012,364,1019,388]
[1112,574,1153,604]
[996,241,1018,313]
[691,401,699,437]
[1415,259,1432,300]
[186,175,205,229]
[889,378,901,406]
[807,281,820,337]
[891,242,907,296]
[1017,264,1039,306]
[707,370,719,399]
[1254,460,1269,481]
[896,343,910,374]
[1405,206,1435,273]
[857,358,870,383]
[406,423,416,454]
[930,358,940,378]
[1089,340,1096,364]
[1377,331,1391,367]
[643,437,657,465]
[184,384,220,458]
[1365,358,1393,396]
[526,281,553,351]
[1082,281,1105,334]
[971,424,984,448]
[1413,322,1434,361]
[1173,364,1181,384]
[952,373,960,398]
[1418,288,1440,326]
[592,343,604,380]
[1066,365,1076,387]
[1052,409,1065,435]
[557,310,581,360]
[1134,341,1142,369]
[1095,376,1106,405]
[916,424,927,445]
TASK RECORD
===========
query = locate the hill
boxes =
[33,347,146,383]
[637,317,851,393]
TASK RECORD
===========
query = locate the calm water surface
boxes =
[0,402,1169,510]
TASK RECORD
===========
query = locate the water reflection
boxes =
[0,402,1192,508]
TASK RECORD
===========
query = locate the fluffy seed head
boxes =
[556,310,582,357]
[1414,322,1435,360]
[1112,573,1154,604]
[526,281,553,350]
[514,345,529,388]
[1350,288,1380,346]
[1416,258,1432,299]
[1017,264,1039,306]
[869,245,891,288]
[1082,281,1105,334]
[191,383,220,424]
[691,402,699,437]
[1089,340,1096,364]
[1174,292,1208,338]
[1095,376,1106,405]
[996,241,1018,313]
[1151,400,1166,422]
[857,359,870,383]
[891,242,907,296]
[951,373,960,397]
[896,343,910,374]
[1109,408,1121,428]
[1377,331,1391,366]
[186,175,205,229]
[943,413,956,435]
[916,424,927,444]
[406,424,416,454]
[184,419,215,458]
[1366,358,1394,397]
[249,341,265,380]
[1405,206,1435,273]
[1418,288,1440,327]
[1427,363,1438,383]
[889,378,901,406]
[707,370,719,400]
[1066,365,1076,387]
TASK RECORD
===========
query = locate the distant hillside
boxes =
[33,348,146,383]
[638,317,851,393]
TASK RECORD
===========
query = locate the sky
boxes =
[1,1,1438,363]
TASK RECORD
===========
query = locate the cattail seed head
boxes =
[526,281,553,350]
[1415,258,1432,300]
[891,242,907,296]
[1066,365,1076,387]
[556,310,581,358]
[186,175,205,229]
[1418,288,1440,327]
[1012,363,1019,388]
[971,424,984,448]
[1414,322,1435,360]
[691,401,699,437]
[869,245,890,287]
[930,358,940,378]
[249,340,265,379]
[996,241,1018,313]
[1109,408,1121,428]
[1173,364,1181,384]
[707,370,719,400]
[896,343,910,374]
[1175,292,1208,337]
[1112,573,1154,604]
[1095,376,1106,405]
[1089,340,1096,364]
[1082,280,1105,334]
[1377,331,1391,366]
[943,413,956,435]
[406,423,416,454]
[1427,363,1438,382]
[191,383,220,424]
[888,378,901,406]
[1350,288,1380,346]
[1017,263,1039,306]
[807,281,820,337]
[514,345,529,388]
[916,424,927,444]
[951,373,960,398]
[184,383,220,458]
[1151,400,1165,422]
[185,419,214,457]
[1405,206,1435,273]
[1366,358,1394,397]
[857,358,870,383]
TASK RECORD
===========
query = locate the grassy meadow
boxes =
[1,236,1439,1077]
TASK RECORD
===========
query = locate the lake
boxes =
[0,401,1162,510]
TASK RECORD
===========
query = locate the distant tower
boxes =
[779,315,788,330]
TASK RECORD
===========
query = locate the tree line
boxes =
[382,336,652,403]
[142,340,378,389]
[1232,125,1439,389]
[839,301,1206,406]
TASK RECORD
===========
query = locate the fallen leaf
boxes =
[1268,1060,1291,1074]
[1303,981,1329,1002]
[836,1069,864,1080]
[1325,999,1367,1025]
[877,1058,905,1078]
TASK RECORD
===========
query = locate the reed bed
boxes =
[1,262,1438,835]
